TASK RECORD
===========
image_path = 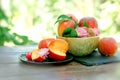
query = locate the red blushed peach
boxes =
[48,39,68,61]
[33,56,46,62]
[38,38,55,49]
[49,51,66,61]
[78,17,98,28]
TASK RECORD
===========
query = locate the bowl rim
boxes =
[57,36,99,39]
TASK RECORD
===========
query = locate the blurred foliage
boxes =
[0,8,33,46]
[0,0,120,46]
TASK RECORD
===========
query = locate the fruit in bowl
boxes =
[55,14,78,36]
[25,38,69,62]
[58,36,99,56]
[55,14,100,56]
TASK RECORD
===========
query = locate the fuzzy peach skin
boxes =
[98,37,118,57]
[38,38,55,49]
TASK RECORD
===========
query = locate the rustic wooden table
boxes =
[0,45,120,80]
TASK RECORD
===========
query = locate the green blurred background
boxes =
[0,0,120,46]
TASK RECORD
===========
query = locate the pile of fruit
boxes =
[56,14,100,38]
[25,14,118,62]
[55,14,118,57]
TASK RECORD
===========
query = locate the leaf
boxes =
[0,9,31,46]
[62,27,78,37]
[83,21,89,27]
[74,21,79,28]
[55,14,72,24]
[12,33,29,45]
[0,8,8,20]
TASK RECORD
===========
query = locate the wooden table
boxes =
[0,45,120,80]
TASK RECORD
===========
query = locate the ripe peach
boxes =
[48,39,69,61]
[38,38,55,49]
[31,48,49,62]
[98,37,118,57]
[58,20,75,36]
[78,17,98,28]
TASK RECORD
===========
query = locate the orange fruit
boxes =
[38,38,55,49]
[78,17,98,28]
[58,20,75,36]
[56,14,77,36]
[48,39,68,61]
[98,37,118,57]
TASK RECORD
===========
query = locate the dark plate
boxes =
[19,54,73,65]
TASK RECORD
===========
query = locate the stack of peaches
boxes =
[26,14,118,62]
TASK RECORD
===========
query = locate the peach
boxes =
[56,14,77,36]
[38,38,55,49]
[98,37,118,57]
[58,20,75,36]
[48,39,69,61]
[31,48,49,62]
[78,17,98,28]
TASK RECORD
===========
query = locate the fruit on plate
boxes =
[25,38,69,62]
[31,48,49,62]
[48,39,69,61]
[98,37,118,57]
[78,17,98,28]
[55,14,77,36]
[38,38,55,49]
[26,52,32,60]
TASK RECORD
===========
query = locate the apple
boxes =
[31,48,49,62]
[38,38,55,49]
[26,52,32,61]
[48,39,68,61]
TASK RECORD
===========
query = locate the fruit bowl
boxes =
[58,36,99,56]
